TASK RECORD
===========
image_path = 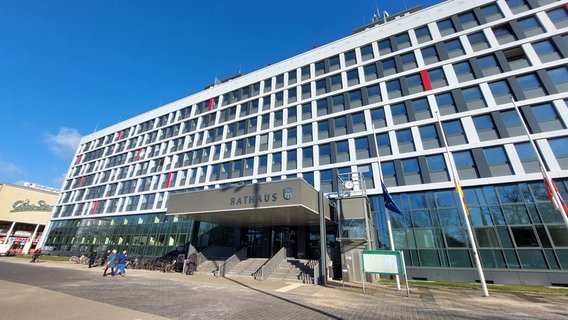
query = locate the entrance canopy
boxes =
[167,178,332,228]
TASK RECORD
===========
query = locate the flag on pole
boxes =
[381,181,402,214]
[454,177,470,216]
[541,167,568,214]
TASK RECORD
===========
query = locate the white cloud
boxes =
[45,127,82,159]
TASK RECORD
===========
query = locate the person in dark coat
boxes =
[101,250,110,266]
[88,249,97,268]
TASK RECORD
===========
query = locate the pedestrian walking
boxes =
[30,248,42,263]
[101,250,110,266]
[114,250,128,277]
[88,249,97,268]
[103,249,117,277]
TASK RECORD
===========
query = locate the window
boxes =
[288,70,297,85]
[503,47,530,69]
[287,127,297,146]
[518,16,544,37]
[319,143,331,165]
[459,11,479,29]
[316,79,327,95]
[427,154,449,182]
[402,158,422,185]
[533,40,563,63]
[531,103,565,132]
[462,86,486,110]
[288,88,297,103]
[489,80,513,105]
[302,147,314,168]
[371,107,387,128]
[272,153,282,172]
[381,161,397,186]
[318,121,330,140]
[501,110,525,137]
[302,124,313,143]
[301,66,310,81]
[364,63,379,81]
[314,61,325,76]
[396,129,415,153]
[445,39,465,58]
[332,94,344,112]
[453,151,479,179]
[481,3,503,22]
[484,146,513,176]
[367,84,381,104]
[302,103,312,120]
[415,25,432,43]
[396,32,411,50]
[477,54,502,77]
[385,59,401,77]
[493,24,517,44]
[351,112,366,133]
[386,80,402,99]
[515,142,540,173]
[355,137,371,159]
[473,115,500,141]
[330,74,344,92]
[436,92,457,116]
[344,50,357,66]
[506,0,530,14]
[443,120,468,145]
[378,38,392,55]
[438,18,456,36]
[336,140,350,162]
[301,83,311,100]
[360,44,374,61]
[468,31,490,51]
[428,68,447,88]
[258,155,268,174]
[391,103,408,125]
[376,133,391,156]
[349,89,363,108]
[333,116,347,137]
[453,61,476,82]
[407,74,423,94]
[549,137,568,169]
[547,66,568,93]
[287,150,297,170]
[517,73,546,99]
[419,125,441,149]
[347,69,360,86]
[421,46,440,64]
[317,99,328,116]
[547,7,568,29]
[329,55,340,72]
[412,98,431,121]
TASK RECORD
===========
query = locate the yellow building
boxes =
[0,183,57,255]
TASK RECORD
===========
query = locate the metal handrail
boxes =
[253,247,287,281]
[218,247,247,277]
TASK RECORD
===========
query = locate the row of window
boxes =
[77,2,566,158]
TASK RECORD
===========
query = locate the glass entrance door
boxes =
[271,227,297,258]
[242,228,263,257]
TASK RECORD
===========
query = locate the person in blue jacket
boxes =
[114,250,128,277]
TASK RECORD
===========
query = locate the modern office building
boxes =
[42,0,568,285]
[0,183,57,255]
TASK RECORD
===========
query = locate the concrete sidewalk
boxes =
[1,257,567,320]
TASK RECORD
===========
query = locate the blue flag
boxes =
[381,181,402,214]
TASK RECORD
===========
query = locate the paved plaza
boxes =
[0,257,567,320]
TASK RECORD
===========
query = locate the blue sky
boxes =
[0,0,443,189]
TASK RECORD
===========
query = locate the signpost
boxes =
[361,250,409,297]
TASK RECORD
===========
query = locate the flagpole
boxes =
[510,98,568,227]
[435,111,489,297]
[371,125,401,291]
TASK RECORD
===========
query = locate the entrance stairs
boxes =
[269,259,314,283]
[224,258,268,278]
[195,259,225,276]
